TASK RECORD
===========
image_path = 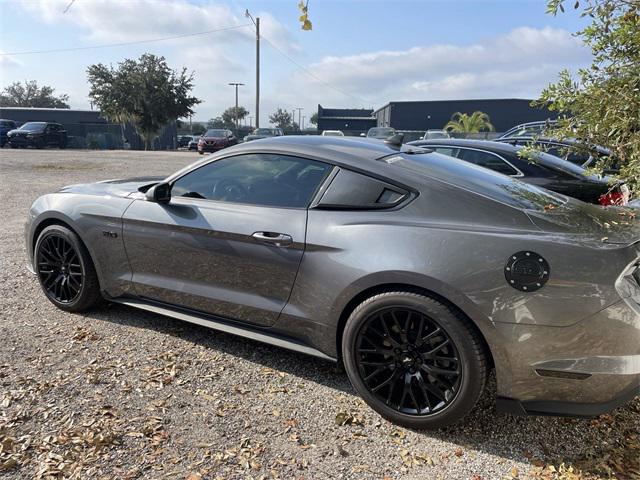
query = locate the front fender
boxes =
[26,193,136,297]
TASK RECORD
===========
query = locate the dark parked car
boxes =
[0,119,17,147]
[7,122,67,149]
[25,136,640,428]
[243,128,284,142]
[497,120,557,140]
[496,136,617,171]
[197,129,237,154]
[409,139,629,206]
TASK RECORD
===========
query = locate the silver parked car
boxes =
[25,136,640,428]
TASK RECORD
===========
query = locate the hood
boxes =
[8,129,35,136]
[58,177,163,198]
[527,197,640,246]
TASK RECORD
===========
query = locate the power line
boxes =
[0,24,252,56]
[260,34,370,107]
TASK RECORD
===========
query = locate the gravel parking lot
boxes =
[1,149,638,480]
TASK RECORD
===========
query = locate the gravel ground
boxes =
[0,149,638,480]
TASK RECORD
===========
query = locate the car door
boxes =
[122,152,332,327]
[43,124,55,146]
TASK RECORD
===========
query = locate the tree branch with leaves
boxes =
[537,0,640,188]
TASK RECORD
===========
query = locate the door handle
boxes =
[251,231,293,247]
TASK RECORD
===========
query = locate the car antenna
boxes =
[384,133,404,147]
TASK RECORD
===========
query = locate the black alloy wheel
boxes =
[37,234,83,304]
[355,307,461,415]
[342,291,487,429]
[34,225,101,312]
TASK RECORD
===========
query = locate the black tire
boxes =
[34,225,102,312]
[342,291,487,429]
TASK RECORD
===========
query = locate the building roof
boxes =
[374,98,535,114]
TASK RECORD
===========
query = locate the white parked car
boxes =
[422,129,450,140]
[321,130,344,137]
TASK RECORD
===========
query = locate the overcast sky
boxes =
[0,0,590,126]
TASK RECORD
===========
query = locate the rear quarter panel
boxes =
[283,182,636,360]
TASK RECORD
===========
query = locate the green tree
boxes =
[534,0,640,188]
[207,117,226,129]
[192,123,206,135]
[221,106,249,131]
[444,111,495,134]
[87,53,200,150]
[269,108,294,131]
[310,112,318,126]
[0,80,70,108]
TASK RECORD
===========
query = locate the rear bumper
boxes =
[493,298,640,416]
[496,382,639,417]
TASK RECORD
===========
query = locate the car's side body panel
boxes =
[121,196,307,327]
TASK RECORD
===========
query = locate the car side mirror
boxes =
[145,182,171,204]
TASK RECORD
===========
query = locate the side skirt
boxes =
[109,296,336,362]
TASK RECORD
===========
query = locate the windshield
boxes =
[391,151,567,211]
[18,122,46,132]
[424,131,449,139]
[204,129,228,138]
[368,127,395,137]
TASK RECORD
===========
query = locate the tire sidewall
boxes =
[34,225,89,310]
[342,293,484,429]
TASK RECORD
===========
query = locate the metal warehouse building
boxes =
[374,98,554,133]
[0,107,177,150]
[316,105,377,136]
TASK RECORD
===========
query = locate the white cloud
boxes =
[276,27,590,110]
[0,52,20,69]
[20,0,295,52]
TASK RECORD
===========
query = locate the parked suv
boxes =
[0,119,17,147]
[7,122,68,149]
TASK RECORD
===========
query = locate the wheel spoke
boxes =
[425,339,450,355]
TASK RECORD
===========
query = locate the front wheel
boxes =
[342,291,487,429]
[34,225,102,312]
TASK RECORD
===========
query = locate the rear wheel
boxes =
[342,291,487,429]
[34,225,101,312]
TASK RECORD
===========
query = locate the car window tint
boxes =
[432,147,458,158]
[457,149,518,176]
[171,153,331,208]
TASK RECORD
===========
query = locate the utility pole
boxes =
[302,115,306,130]
[228,82,244,134]
[245,10,260,128]
[296,108,304,132]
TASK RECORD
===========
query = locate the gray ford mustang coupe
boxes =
[25,136,640,428]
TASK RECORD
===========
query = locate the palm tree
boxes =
[444,111,495,134]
